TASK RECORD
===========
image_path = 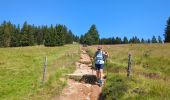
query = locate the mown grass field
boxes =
[86,43,170,100]
[0,44,80,100]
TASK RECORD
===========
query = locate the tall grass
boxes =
[87,44,170,100]
[0,44,80,100]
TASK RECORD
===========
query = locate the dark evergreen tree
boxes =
[152,36,157,43]
[11,24,20,47]
[141,38,145,43]
[44,24,66,46]
[164,17,170,42]
[123,37,128,44]
[0,21,15,47]
[112,37,116,44]
[20,22,35,46]
[80,35,85,44]
[27,25,35,45]
[56,24,65,46]
[73,35,79,42]
[158,36,162,43]
[65,30,74,44]
[115,37,122,44]
[147,39,151,43]
[129,36,140,43]
[0,23,3,47]
[100,38,112,44]
[4,22,12,47]
[34,26,44,45]
[83,24,99,45]
[44,25,54,46]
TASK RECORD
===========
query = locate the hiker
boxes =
[93,45,109,85]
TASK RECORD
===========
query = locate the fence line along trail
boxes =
[54,48,104,100]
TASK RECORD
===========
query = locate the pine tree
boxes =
[27,25,35,45]
[20,22,30,46]
[115,37,122,44]
[100,38,113,44]
[123,37,128,44]
[4,22,12,47]
[65,30,73,44]
[42,25,48,45]
[0,21,14,47]
[107,38,113,44]
[0,23,3,47]
[80,35,85,44]
[158,36,162,43]
[44,25,54,46]
[34,26,44,45]
[49,25,56,46]
[152,36,157,43]
[129,36,140,43]
[83,24,99,45]
[11,24,20,47]
[112,37,116,44]
[165,17,170,42]
[147,39,151,43]
[141,38,145,43]
[56,24,65,46]
[73,35,79,42]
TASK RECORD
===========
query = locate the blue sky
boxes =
[0,0,170,39]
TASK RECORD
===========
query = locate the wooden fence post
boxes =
[42,56,47,83]
[127,53,132,77]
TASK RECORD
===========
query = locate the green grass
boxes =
[0,44,80,100]
[87,44,170,100]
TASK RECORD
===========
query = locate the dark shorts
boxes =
[95,64,104,70]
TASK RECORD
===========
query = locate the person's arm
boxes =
[103,51,109,61]
[105,51,109,58]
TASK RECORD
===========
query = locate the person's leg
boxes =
[97,64,102,84]
[95,64,100,81]
[100,69,103,80]
[100,64,104,80]
[96,70,99,79]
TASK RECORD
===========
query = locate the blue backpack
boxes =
[95,51,106,64]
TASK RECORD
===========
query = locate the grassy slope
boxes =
[0,44,80,100]
[87,44,170,100]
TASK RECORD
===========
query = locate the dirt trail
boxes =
[54,49,103,100]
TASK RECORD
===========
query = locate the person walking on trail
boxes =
[93,45,108,86]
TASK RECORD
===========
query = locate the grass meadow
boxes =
[1,43,170,100]
[0,44,80,100]
[86,43,170,100]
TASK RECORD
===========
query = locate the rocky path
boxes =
[54,49,103,100]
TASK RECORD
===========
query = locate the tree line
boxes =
[99,35,163,45]
[79,25,163,45]
[0,21,79,47]
[80,17,170,45]
[0,17,169,47]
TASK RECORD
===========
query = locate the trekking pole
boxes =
[106,58,108,78]
[91,57,93,74]
[92,58,94,75]
[105,52,109,79]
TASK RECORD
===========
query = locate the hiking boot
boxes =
[98,79,103,84]
[99,80,103,87]
[97,79,101,83]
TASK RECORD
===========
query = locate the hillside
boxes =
[1,43,170,100]
[0,44,80,100]
[86,43,170,100]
